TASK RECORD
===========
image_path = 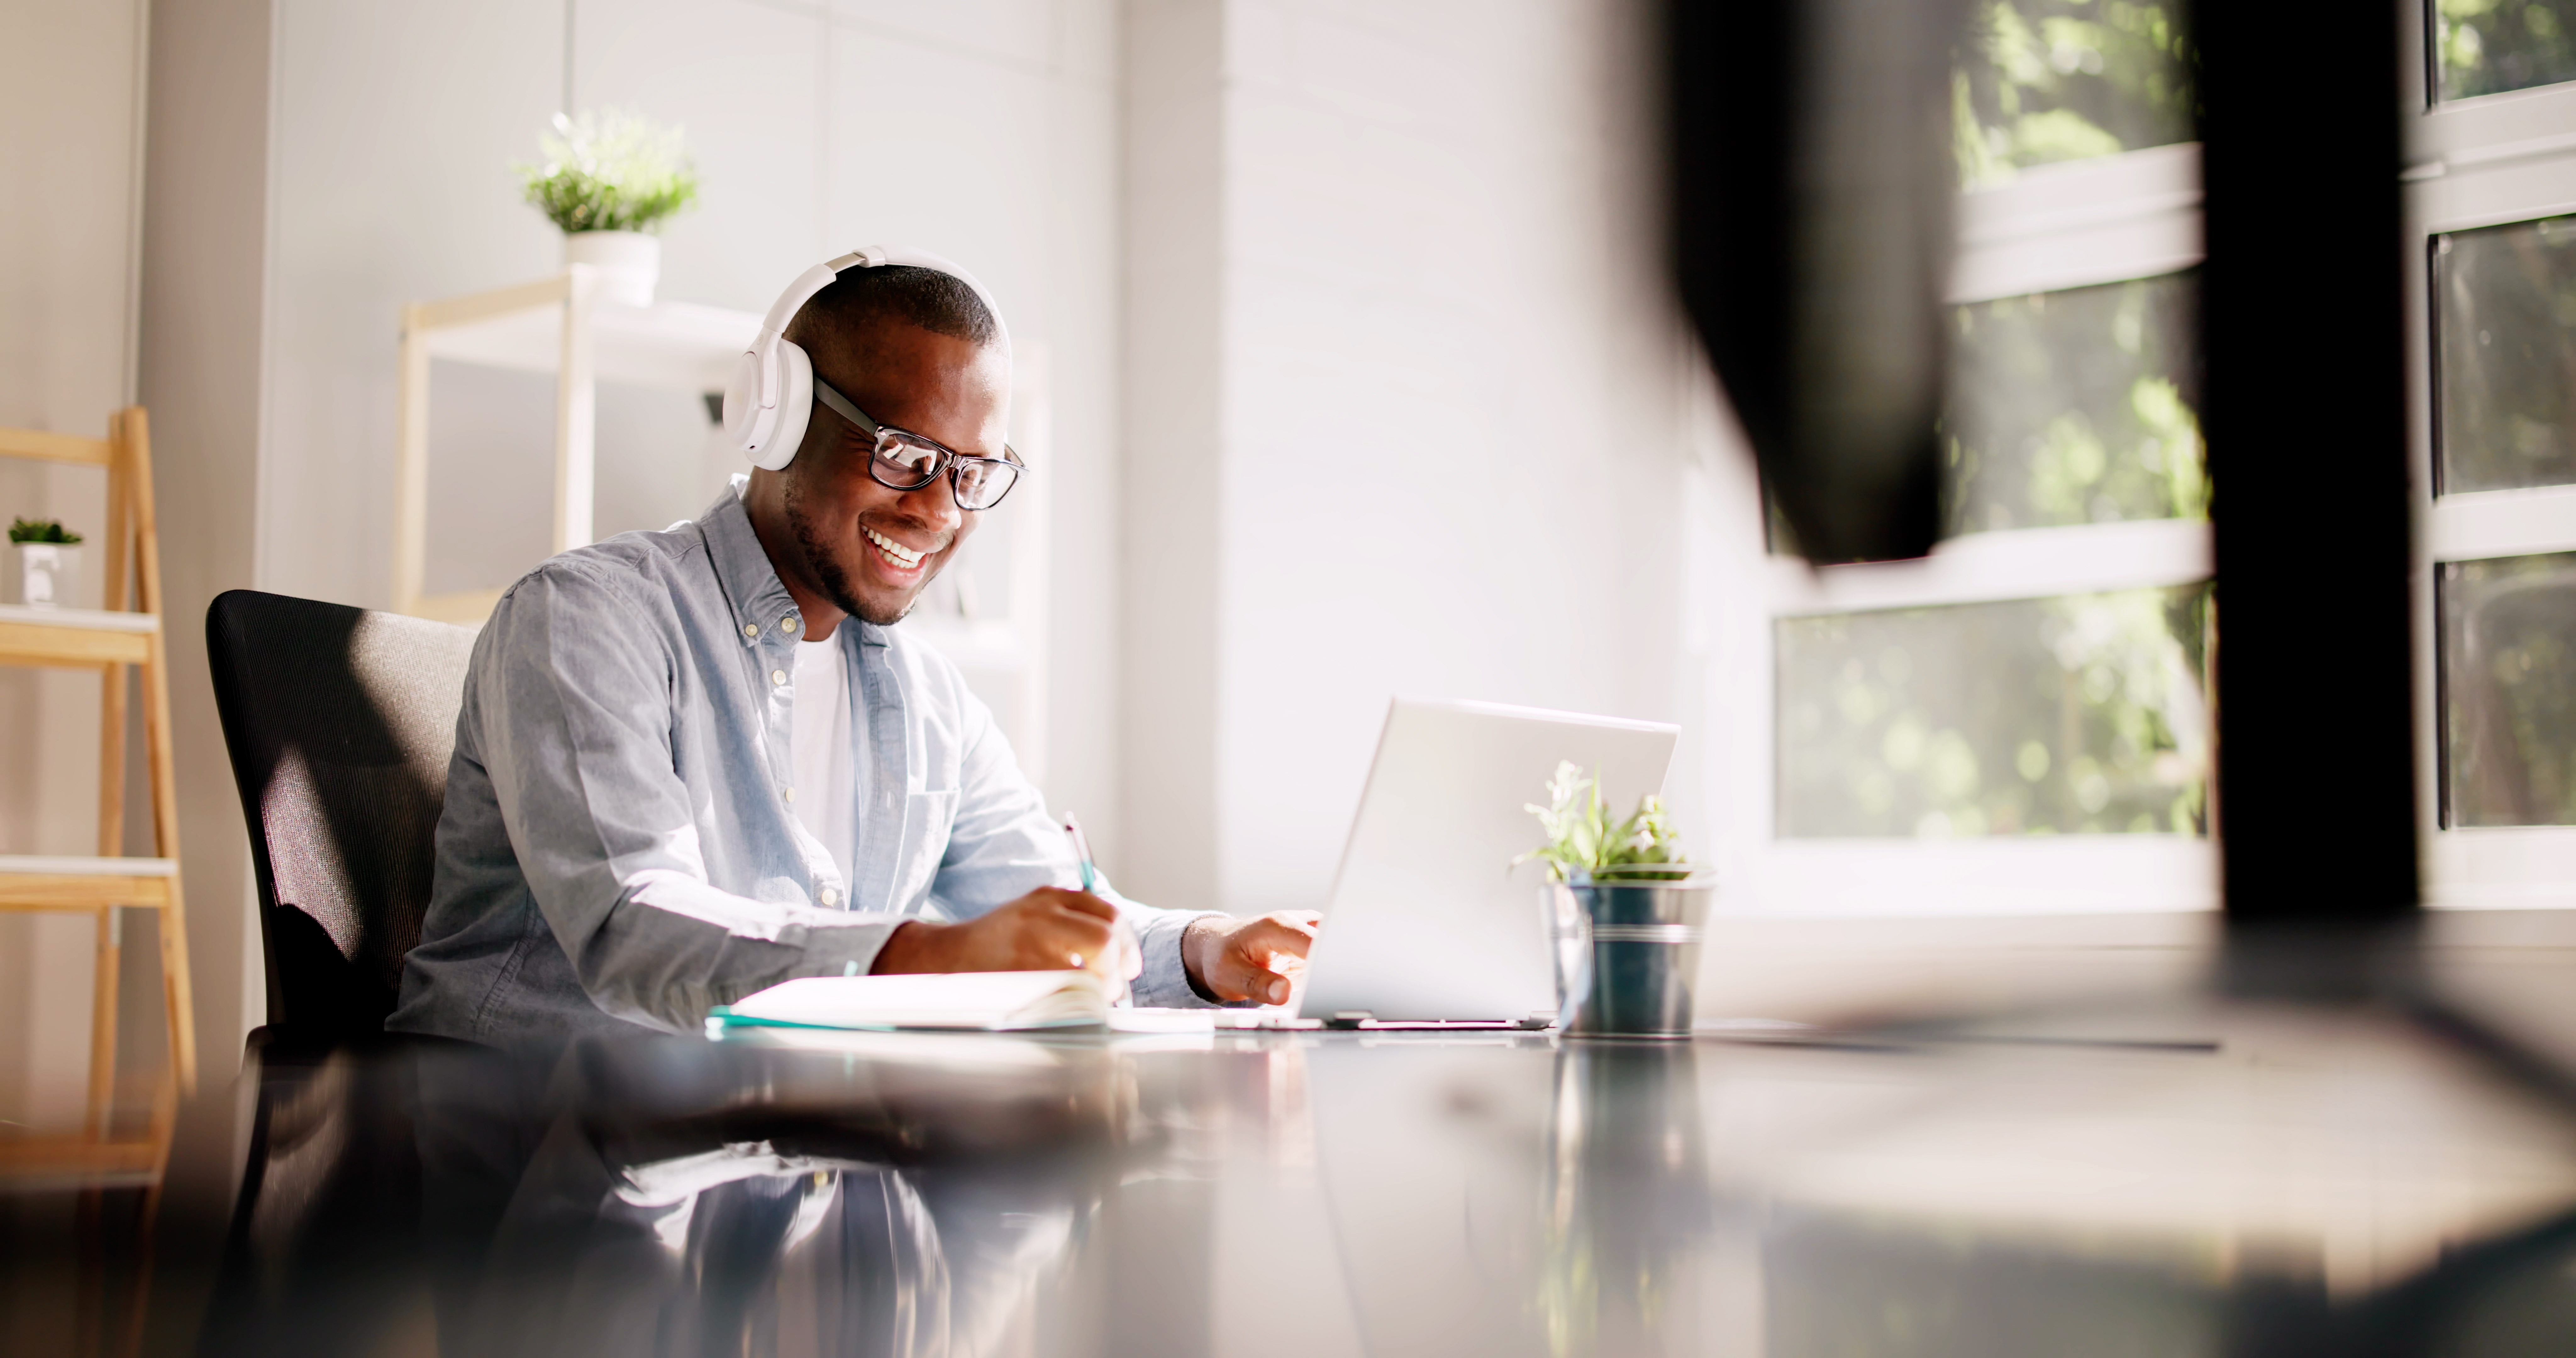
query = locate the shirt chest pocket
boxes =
[887,788,959,914]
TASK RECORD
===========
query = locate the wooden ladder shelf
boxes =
[0,409,196,1170]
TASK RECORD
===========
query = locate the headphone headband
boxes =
[723,246,1012,471]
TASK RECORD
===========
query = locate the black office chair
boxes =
[206,589,478,1041]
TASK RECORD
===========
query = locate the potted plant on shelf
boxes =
[9,517,82,608]
[517,108,702,307]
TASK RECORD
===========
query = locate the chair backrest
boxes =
[207,590,478,1039]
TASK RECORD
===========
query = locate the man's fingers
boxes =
[1211,943,1295,1006]
[1045,887,1120,921]
[1245,959,1292,1006]
[1036,904,1115,972]
[1246,915,1319,958]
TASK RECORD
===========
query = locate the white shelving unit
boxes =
[392,266,761,623]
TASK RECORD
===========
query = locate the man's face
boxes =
[774,322,1008,627]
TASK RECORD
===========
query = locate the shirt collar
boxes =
[702,476,887,649]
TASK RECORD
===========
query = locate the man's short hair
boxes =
[786,264,1000,352]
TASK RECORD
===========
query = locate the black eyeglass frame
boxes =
[812,374,1025,510]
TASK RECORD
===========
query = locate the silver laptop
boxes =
[1294,698,1680,1024]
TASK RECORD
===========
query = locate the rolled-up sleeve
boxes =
[479,565,896,1032]
[930,665,1222,1008]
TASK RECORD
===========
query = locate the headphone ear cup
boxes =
[750,340,813,471]
[721,350,764,453]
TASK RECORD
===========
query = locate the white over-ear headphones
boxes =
[720,246,1012,472]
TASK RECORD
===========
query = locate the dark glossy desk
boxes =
[14,979,2576,1357]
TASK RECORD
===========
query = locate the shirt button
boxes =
[782,615,800,633]
[771,669,787,686]
[819,886,840,906]
[742,622,760,638]
[783,786,795,803]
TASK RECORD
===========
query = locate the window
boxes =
[1699,3,2212,916]
[1954,0,2195,188]
[2441,552,2576,827]
[1777,586,2211,841]
[2414,14,2576,906]
[2434,0,2576,102]
[1709,3,2576,917]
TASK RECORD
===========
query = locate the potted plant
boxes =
[9,517,82,608]
[517,108,702,306]
[1518,762,1709,1036]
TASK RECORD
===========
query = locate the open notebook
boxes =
[708,971,1122,1034]
[709,972,1110,1033]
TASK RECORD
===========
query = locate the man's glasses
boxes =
[812,375,1024,511]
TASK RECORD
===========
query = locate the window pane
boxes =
[1953,0,2195,187]
[2442,552,2576,826]
[2435,216,2576,494]
[1777,586,2212,839]
[2435,0,2576,102]
[1946,272,2205,536]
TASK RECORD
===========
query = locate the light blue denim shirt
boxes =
[388,483,1214,1045]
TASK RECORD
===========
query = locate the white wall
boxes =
[0,0,150,1133]
[1119,0,1705,914]
[263,0,565,606]
[142,0,281,1081]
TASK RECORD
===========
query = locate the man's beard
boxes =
[783,478,931,627]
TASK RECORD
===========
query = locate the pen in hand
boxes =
[1062,813,1099,892]
[1060,813,1129,1005]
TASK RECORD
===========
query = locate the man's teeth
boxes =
[864,526,925,568]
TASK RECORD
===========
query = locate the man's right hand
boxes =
[871,887,1140,985]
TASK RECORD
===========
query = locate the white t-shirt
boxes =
[790,635,858,891]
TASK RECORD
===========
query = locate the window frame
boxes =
[1706,141,2221,919]
[2408,32,2576,908]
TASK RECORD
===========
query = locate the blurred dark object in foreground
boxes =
[2197,2,2418,929]
[1666,0,1964,564]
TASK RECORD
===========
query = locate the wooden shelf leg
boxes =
[90,420,137,1130]
[394,309,430,616]
[98,664,127,853]
[553,265,598,554]
[156,879,193,1094]
[124,407,196,1092]
[84,906,120,1138]
[100,422,130,853]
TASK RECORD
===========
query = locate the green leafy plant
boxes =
[8,518,81,545]
[1515,760,1688,883]
[517,109,701,235]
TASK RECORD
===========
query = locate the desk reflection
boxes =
[190,1013,2576,1358]
[1306,1037,1732,1358]
[420,1033,1123,1358]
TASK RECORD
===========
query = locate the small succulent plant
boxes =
[8,518,81,545]
[1514,761,1688,883]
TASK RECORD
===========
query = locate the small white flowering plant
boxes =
[517,109,701,235]
[1514,760,1688,884]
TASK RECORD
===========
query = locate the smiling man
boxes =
[388,254,1313,1045]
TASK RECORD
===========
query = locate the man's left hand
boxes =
[1184,911,1320,1006]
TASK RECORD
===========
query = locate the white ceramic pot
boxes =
[564,229,660,307]
[14,542,81,608]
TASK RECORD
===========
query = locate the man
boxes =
[389,255,1314,1044]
